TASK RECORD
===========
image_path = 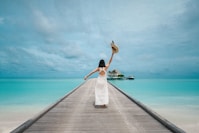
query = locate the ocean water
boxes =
[0,79,84,107]
[0,78,199,132]
[110,79,199,108]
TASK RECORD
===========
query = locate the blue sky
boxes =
[0,0,199,78]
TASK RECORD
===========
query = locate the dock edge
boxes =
[109,82,186,133]
[11,81,86,133]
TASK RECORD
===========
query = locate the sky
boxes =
[0,0,199,78]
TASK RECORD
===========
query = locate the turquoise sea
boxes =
[0,78,199,133]
[0,79,83,107]
[110,79,199,110]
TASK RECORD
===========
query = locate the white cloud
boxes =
[33,10,59,36]
[1,0,199,78]
[0,17,4,24]
[22,47,67,71]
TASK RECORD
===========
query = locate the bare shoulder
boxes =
[106,63,110,67]
[105,64,110,70]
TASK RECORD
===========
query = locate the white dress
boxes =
[95,67,109,105]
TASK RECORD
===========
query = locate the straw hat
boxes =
[111,41,119,53]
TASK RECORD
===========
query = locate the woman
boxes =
[84,42,117,107]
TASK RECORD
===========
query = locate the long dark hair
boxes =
[98,59,105,67]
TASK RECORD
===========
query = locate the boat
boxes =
[126,76,135,80]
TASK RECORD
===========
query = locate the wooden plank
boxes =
[11,79,185,133]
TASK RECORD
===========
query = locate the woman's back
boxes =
[99,67,106,77]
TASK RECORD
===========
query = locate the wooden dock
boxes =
[12,79,185,133]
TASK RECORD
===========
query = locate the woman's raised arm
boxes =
[106,51,114,70]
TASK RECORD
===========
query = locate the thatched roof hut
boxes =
[108,69,123,77]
